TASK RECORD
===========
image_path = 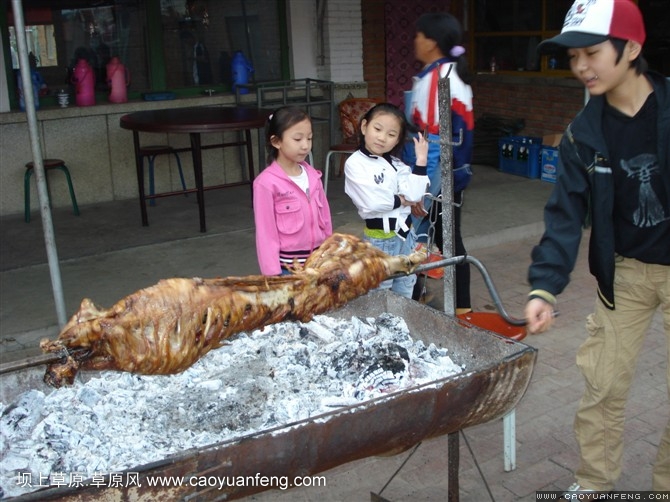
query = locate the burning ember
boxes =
[1,313,462,498]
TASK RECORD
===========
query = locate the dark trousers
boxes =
[413,191,471,309]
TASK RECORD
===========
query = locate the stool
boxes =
[24,159,80,223]
[139,145,187,206]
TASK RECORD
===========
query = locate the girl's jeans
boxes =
[364,234,417,299]
[574,257,670,491]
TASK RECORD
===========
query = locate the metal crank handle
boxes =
[391,254,527,327]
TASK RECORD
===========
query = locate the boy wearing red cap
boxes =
[525,0,670,495]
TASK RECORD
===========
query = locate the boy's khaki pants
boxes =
[574,257,670,491]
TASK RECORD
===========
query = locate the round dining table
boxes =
[120,106,272,232]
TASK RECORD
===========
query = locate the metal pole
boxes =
[438,74,459,502]
[438,76,455,315]
[12,0,68,327]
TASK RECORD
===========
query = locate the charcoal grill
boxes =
[0,290,536,501]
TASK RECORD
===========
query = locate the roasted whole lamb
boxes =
[40,233,427,387]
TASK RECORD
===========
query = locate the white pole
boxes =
[12,0,68,327]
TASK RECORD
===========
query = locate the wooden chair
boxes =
[323,97,381,195]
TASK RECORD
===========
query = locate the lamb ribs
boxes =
[40,233,427,387]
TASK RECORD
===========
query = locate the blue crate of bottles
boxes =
[541,146,559,183]
[498,136,542,179]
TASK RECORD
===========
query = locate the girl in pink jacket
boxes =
[253,106,333,275]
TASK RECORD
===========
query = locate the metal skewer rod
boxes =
[1,253,526,375]
[0,353,64,375]
[389,254,526,327]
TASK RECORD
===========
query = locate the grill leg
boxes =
[448,432,460,502]
[503,409,516,471]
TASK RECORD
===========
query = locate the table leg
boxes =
[132,131,149,226]
[245,128,256,198]
[190,132,206,233]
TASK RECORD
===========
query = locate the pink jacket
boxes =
[253,161,333,275]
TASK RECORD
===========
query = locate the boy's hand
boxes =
[413,132,429,166]
[525,297,556,334]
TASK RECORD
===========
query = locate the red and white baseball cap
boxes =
[538,0,646,52]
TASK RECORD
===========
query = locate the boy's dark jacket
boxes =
[528,71,670,309]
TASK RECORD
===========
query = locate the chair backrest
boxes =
[337,97,382,144]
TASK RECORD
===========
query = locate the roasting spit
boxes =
[0,290,536,501]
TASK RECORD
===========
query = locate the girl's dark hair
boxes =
[265,106,311,164]
[610,38,648,75]
[358,103,409,157]
[416,12,473,85]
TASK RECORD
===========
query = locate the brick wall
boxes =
[472,76,585,137]
[361,0,386,100]
[324,0,364,82]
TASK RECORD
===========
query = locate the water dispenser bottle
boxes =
[231,51,254,94]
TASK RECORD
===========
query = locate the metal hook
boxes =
[425,128,463,147]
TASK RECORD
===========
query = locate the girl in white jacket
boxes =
[344,103,429,298]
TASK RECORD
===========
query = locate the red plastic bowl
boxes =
[457,311,527,341]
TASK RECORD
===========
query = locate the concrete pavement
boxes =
[0,166,666,501]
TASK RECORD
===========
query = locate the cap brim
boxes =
[537,32,609,53]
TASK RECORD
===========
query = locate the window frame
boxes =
[468,0,574,76]
[1,0,290,110]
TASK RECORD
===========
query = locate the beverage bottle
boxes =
[522,138,529,160]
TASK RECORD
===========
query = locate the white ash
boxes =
[0,313,462,498]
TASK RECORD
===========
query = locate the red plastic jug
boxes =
[71,59,95,107]
[107,57,130,104]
